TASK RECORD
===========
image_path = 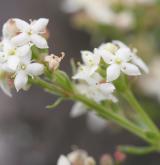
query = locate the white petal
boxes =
[11,33,30,47]
[85,72,102,85]
[31,18,49,33]
[121,63,141,76]
[87,112,107,132]
[132,55,149,74]
[16,44,31,57]
[14,71,28,91]
[0,80,12,97]
[72,65,97,80]
[0,52,7,63]
[7,56,20,71]
[112,40,128,48]
[61,0,82,13]
[2,19,18,39]
[81,50,100,66]
[107,64,121,82]
[14,18,30,32]
[99,49,115,64]
[57,155,70,165]
[26,63,44,76]
[98,83,115,94]
[31,34,48,49]
[106,94,118,103]
[116,47,132,62]
[70,102,87,118]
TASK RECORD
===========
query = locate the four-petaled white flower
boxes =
[73,50,100,80]
[113,40,149,74]
[12,53,44,91]
[11,18,49,49]
[0,40,32,72]
[71,73,117,131]
[99,44,141,82]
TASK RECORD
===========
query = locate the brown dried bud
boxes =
[44,53,65,71]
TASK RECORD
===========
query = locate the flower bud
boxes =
[114,150,126,162]
[85,157,96,165]
[100,154,114,165]
[104,43,117,54]
[2,19,19,39]
[67,149,88,165]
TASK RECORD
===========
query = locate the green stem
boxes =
[119,145,158,155]
[31,77,158,147]
[30,77,62,96]
[124,88,160,135]
[73,94,155,144]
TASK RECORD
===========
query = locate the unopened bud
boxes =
[2,19,19,38]
[105,43,118,53]
[85,157,96,165]
[114,150,126,162]
[100,154,113,165]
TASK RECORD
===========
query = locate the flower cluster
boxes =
[57,149,126,165]
[70,41,148,131]
[73,40,148,100]
[62,0,156,30]
[0,18,49,95]
[62,0,134,30]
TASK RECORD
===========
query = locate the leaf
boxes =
[144,130,160,141]
[70,58,77,75]
[31,45,48,60]
[46,97,64,109]
[54,70,73,91]
[119,145,157,155]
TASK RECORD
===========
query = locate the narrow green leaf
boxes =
[119,145,157,155]
[46,97,64,109]
[70,58,77,75]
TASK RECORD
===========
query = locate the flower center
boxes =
[8,48,16,55]
[115,57,122,64]
[28,29,33,36]
[21,64,26,70]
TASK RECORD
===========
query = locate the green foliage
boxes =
[46,97,64,109]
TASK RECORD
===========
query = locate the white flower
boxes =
[8,52,44,91]
[11,18,49,49]
[57,155,70,165]
[113,40,149,74]
[73,51,100,80]
[0,40,32,71]
[71,102,108,132]
[76,73,117,102]
[71,73,117,132]
[138,57,160,102]
[97,41,148,82]
[62,0,136,30]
